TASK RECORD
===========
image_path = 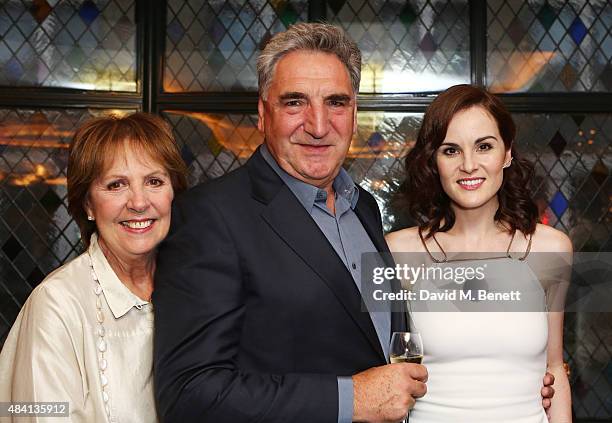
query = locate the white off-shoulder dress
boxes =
[407,236,549,423]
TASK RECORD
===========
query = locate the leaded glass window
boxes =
[163,0,308,92]
[327,0,470,93]
[487,0,612,92]
[0,0,137,91]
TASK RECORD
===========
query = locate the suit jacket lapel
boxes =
[248,149,386,361]
[354,191,408,334]
[353,192,389,257]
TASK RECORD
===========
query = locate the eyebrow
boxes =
[279,92,307,101]
[103,170,169,180]
[439,135,498,147]
[326,94,352,103]
[277,92,352,103]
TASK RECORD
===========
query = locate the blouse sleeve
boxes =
[0,283,88,423]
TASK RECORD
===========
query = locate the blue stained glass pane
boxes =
[210,19,226,45]
[218,33,236,60]
[0,42,10,62]
[167,19,185,45]
[367,132,385,149]
[181,145,195,167]
[238,35,256,59]
[5,57,23,78]
[78,1,100,25]
[550,191,569,217]
[569,17,587,45]
[228,19,246,44]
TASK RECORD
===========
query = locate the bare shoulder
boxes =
[385,226,424,253]
[530,223,573,253]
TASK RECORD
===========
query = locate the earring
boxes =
[503,158,513,169]
[87,215,95,221]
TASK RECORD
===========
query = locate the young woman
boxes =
[386,85,572,423]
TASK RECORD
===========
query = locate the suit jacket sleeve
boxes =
[153,190,339,422]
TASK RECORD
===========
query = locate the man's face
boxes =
[258,50,357,189]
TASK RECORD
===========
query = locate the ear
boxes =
[84,195,94,220]
[504,146,512,164]
[257,99,265,133]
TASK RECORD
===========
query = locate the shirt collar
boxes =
[88,234,150,319]
[260,143,359,211]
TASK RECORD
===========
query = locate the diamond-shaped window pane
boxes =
[0,107,136,351]
[162,111,262,183]
[0,0,137,91]
[327,0,471,93]
[163,0,308,93]
[487,1,612,93]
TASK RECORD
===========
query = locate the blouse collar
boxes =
[88,234,150,319]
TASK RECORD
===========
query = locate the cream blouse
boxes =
[0,234,158,422]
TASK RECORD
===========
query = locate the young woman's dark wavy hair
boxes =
[395,84,539,238]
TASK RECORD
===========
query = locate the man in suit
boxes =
[154,23,555,422]
[154,23,425,422]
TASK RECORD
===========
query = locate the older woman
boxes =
[0,113,187,422]
[386,85,572,422]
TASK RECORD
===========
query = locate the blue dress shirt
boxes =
[261,145,390,423]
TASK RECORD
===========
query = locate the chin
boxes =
[453,201,488,210]
[301,167,335,181]
[450,195,498,211]
[125,240,160,256]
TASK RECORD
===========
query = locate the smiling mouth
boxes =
[457,178,485,190]
[120,219,155,230]
[298,144,331,149]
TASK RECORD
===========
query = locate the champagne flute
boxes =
[389,332,423,364]
[389,332,424,422]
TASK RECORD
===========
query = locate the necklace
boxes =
[88,253,111,419]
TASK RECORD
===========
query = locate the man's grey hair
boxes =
[257,23,362,100]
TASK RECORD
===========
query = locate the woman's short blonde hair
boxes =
[67,112,188,248]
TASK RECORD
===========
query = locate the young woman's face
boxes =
[435,106,511,211]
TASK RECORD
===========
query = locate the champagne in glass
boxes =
[389,332,424,364]
[389,332,424,422]
[390,354,423,364]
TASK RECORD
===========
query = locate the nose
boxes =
[127,186,150,213]
[460,151,478,173]
[304,102,330,139]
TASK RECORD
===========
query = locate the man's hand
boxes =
[542,372,555,410]
[353,363,428,423]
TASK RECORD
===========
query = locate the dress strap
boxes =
[418,227,532,263]
[521,232,534,260]
[418,227,447,263]
[505,231,516,256]
[506,230,533,261]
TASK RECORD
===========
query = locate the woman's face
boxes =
[85,144,174,261]
[435,105,511,211]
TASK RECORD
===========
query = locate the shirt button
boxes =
[352,263,357,270]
